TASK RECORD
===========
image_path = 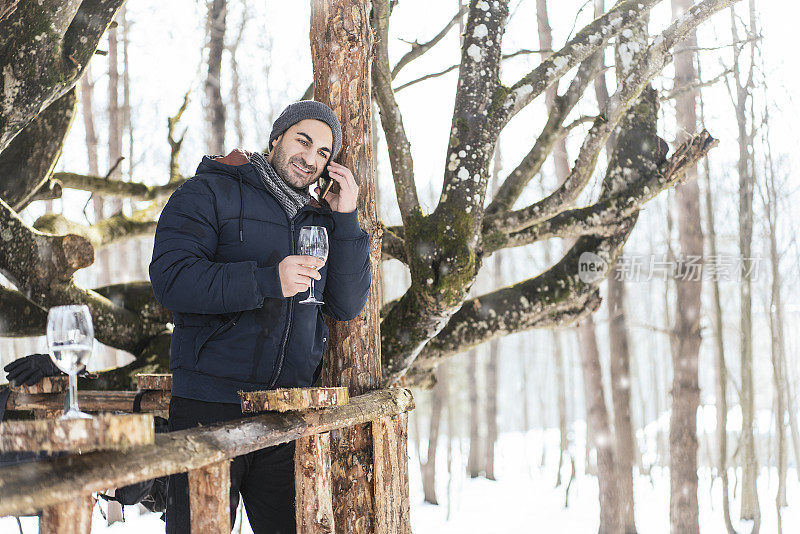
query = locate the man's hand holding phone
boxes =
[315,161,358,213]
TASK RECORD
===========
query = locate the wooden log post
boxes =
[310,1,382,533]
[188,460,230,534]
[39,495,94,534]
[372,413,411,533]
[296,432,335,533]
[310,1,386,532]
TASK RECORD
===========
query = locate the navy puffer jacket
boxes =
[149,156,371,403]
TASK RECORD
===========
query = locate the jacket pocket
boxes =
[193,312,242,364]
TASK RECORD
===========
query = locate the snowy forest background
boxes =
[1,0,798,532]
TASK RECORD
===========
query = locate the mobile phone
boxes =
[318,168,335,201]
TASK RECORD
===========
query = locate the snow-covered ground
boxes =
[0,427,795,533]
[409,430,799,533]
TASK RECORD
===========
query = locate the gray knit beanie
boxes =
[268,100,342,158]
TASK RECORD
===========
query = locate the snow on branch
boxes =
[498,0,661,126]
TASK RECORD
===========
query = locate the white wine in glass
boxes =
[298,225,328,305]
[46,305,94,419]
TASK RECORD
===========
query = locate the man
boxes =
[149,100,371,533]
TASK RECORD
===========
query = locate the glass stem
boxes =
[68,372,79,414]
[309,278,315,300]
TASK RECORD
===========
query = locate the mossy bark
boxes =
[0,88,76,210]
[0,0,126,152]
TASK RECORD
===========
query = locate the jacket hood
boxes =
[196,155,269,191]
[194,155,329,242]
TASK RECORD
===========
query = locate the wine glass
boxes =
[46,305,94,419]
[298,226,328,305]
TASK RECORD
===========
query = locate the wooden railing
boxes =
[0,387,414,533]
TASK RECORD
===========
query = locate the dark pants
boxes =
[166,396,296,534]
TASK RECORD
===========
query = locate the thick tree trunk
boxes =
[205,0,227,154]
[106,12,124,256]
[578,315,622,534]
[595,2,642,529]
[485,343,499,481]
[669,2,704,532]
[311,2,382,532]
[105,14,127,379]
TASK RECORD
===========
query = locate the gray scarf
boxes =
[249,152,310,220]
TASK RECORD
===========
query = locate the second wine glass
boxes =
[298,225,328,305]
[46,305,94,419]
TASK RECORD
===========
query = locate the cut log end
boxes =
[239,387,349,413]
[61,234,94,271]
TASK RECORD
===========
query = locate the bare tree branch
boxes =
[393,48,548,93]
[391,4,467,79]
[53,172,186,200]
[660,67,732,101]
[498,0,661,126]
[393,63,460,92]
[486,56,602,216]
[484,130,718,253]
[167,90,191,184]
[0,0,126,151]
[53,91,191,201]
[381,223,407,263]
[33,211,158,249]
[371,0,422,226]
[485,0,737,236]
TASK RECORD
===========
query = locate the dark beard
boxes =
[270,143,317,190]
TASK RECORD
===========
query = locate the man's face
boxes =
[267,119,333,189]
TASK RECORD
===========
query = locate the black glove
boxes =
[4,354,62,387]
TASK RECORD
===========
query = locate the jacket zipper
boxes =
[268,212,299,388]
